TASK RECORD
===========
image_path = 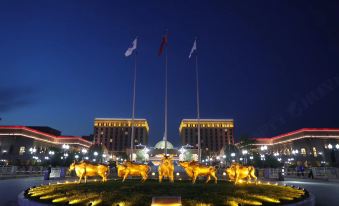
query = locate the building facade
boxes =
[254,128,339,167]
[93,118,149,154]
[0,126,92,164]
[179,119,234,153]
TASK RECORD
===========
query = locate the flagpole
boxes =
[164,43,168,156]
[195,47,201,162]
[130,51,137,161]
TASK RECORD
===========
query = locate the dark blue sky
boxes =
[1,0,339,146]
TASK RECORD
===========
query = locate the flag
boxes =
[125,38,137,57]
[158,35,168,56]
[189,39,197,58]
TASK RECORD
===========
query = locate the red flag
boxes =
[158,35,168,56]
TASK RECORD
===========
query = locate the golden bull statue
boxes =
[226,163,257,184]
[158,155,174,183]
[179,161,218,184]
[69,161,109,183]
[116,161,151,182]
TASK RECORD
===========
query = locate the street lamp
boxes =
[242,150,248,155]
[62,144,70,150]
[143,147,150,154]
[328,144,333,149]
[336,144,339,150]
[81,148,88,154]
[231,153,235,157]
[179,147,186,154]
[29,147,37,154]
[94,151,98,156]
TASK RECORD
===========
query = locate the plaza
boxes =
[1,0,339,205]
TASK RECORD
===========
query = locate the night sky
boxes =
[1,1,339,146]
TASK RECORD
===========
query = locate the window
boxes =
[19,146,25,155]
[301,148,306,156]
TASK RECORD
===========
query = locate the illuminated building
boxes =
[0,126,92,164]
[253,128,339,166]
[93,118,149,154]
[179,119,234,153]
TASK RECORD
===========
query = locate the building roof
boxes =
[27,126,61,136]
[179,118,234,133]
[154,140,174,149]
[254,128,339,145]
[94,118,149,132]
[95,118,148,121]
[181,119,234,122]
[0,126,92,148]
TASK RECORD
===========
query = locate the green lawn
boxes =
[26,179,307,206]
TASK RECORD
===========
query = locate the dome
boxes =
[154,140,174,149]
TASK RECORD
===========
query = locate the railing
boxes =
[255,167,339,180]
[0,166,44,177]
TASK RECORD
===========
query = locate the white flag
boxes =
[189,40,197,58]
[125,38,137,57]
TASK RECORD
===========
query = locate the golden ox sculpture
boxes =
[226,163,257,184]
[69,161,109,183]
[116,161,151,182]
[179,161,218,184]
[158,155,174,183]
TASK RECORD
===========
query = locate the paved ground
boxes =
[1,176,339,205]
[284,178,339,206]
[0,176,53,206]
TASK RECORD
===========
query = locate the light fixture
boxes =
[179,147,186,154]
[143,147,150,154]
[62,144,70,150]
